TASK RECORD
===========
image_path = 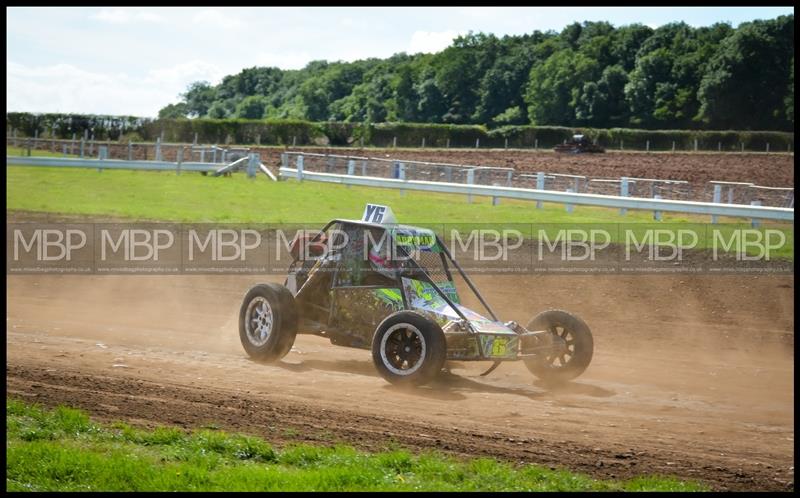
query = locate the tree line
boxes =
[159,16,794,132]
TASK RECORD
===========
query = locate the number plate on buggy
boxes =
[480,334,516,358]
[491,337,508,356]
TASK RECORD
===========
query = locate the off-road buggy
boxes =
[239,205,593,386]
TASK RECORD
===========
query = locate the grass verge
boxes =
[6,397,708,492]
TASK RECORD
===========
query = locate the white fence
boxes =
[279,162,793,223]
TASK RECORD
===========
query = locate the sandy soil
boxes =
[6,270,794,491]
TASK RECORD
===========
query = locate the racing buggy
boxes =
[239,204,593,386]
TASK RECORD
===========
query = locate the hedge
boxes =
[5,113,794,151]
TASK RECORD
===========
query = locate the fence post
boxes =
[246,152,258,179]
[504,137,508,149]
[741,142,744,153]
[193,133,198,145]
[694,139,698,152]
[711,184,722,224]
[506,170,513,187]
[446,138,450,149]
[296,155,304,182]
[392,136,397,148]
[672,141,675,152]
[620,139,624,150]
[534,138,538,150]
[619,177,629,215]
[766,142,770,153]
[360,136,364,148]
[292,136,297,147]
[646,140,650,152]
[71,133,76,154]
[750,200,761,228]
[127,142,133,161]
[212,145,217,164]
[421,137,425,148]
[466,169,475,203]
[80,138,85,158]
[653,194,662,221]
[361,160,367,176]
[63,144,68,157]
[718,141,721,152]
[398,162,406,196]
[727,187,734,204]
[177,147,184,176]
[565,188,574,213]
[536,172,545,209]
[89,135,94,157]
[343,160,354,188]
[221,149,227,164]
[97,145,108,172]
[475,138,480,149]
[155,137,162,161]
[445,166,452,183]
[281,153,288,169]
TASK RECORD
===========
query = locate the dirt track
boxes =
[6,270,794,491]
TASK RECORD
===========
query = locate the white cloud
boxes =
[408,30,463,54]
[192,9,243,30]
[254,52,313,70]
[6,60,223,117]
[90,8,165,24]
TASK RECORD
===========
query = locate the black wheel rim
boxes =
[380,324,426,375]
[544,324,575,368]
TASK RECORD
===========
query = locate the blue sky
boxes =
[6,6,794,117]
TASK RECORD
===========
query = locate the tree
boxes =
[575,65,629,126]
[182,82,216,117]
[235,96,269,119]
[525,49,599,126]
[207,102,229,119]
[786,58,794,124]
[158,103,188,119]
[697,16,794,129]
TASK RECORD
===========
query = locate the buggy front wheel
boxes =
[238,283,298,362]
[371,311,446,386]
[523,310,593,383]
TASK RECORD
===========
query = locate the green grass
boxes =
[6,148,793,259]
[6,398,707,492]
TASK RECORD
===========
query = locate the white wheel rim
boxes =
[245,297,273,346]
[380,323,427,376]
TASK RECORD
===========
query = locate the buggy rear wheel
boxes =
[523,310,593,383]
[239,283,298,362]
[372,311,446,386]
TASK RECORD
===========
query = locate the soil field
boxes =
[256,147,795,190]
[6,267,794,491]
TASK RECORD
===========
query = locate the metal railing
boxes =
[281,151,794,209]
[279,165,793,223]
[6,153,277,180]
